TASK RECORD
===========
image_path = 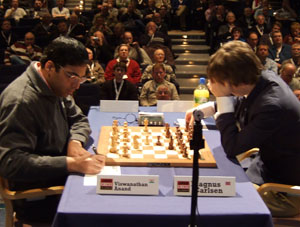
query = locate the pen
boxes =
[92,144,105,157]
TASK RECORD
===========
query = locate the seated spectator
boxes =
[226,27,246,43]
[56,19,69,37]
[100,62,138,100]
[268,31,292,69]
[73,6,92,31]
[86,31,114,67]
[155,0,171,10]
[143,0,159,25]
[140,63,179,106]
[260,21,282,48]
[115,0,131,15]
[250,14,269,40]
[0,19,18,49]
[119,2,144,38]
[280,62,300,91]
[51,0,70,19]
[107,0,118,19]
[105,44,142,85]
[247,31,259,52]
[171,0,188,31]
[91,0,103,12]
[256,43,278,74]
[32,13,58,48]
[156,83,171,100]
[4,0,26,22]
[256,4,275,32]
[85,47,105,85]
[283,22,300,45]
[4,32,42,65]
[142,48,178,92]
[90,14,113,38]
[108,22,125,49]
[153,12,168,35]
[274,0,297,21]
[68,14,86,44]
[282,42,300,76]
[218,11,237,45]
[236,7,255,37]
[114,31,152,68]
[132,0,147,11]
[92,2,118,31]
[30,0,49,19]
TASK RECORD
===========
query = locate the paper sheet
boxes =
[83,166,121,186]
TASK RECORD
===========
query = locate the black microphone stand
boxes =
[189,110,205,227]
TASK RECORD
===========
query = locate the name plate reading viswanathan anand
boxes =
[97,175,159,195]
[174,176,236,197]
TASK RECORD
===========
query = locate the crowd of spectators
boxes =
[1,0,300,107]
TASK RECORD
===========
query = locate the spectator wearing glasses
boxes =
[0,37,105,225]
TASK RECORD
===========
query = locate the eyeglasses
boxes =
[57,64,90,84]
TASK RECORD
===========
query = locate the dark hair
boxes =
[40,37,88,71]
[113,62,127,71]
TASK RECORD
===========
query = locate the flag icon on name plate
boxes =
[225,181,231,186]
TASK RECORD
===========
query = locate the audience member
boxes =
[247,31,259,52]
[108,22,125,49]
[218,11,237,44]
[155,0,171,10]
[294,90,300,101]
[114,31,152,68]
[156,83,171,100]
[73,6,92,31]
[30,0,49,19]
[185,41,300,217]
[100,62,138,100]
[280,62,300,91]
[56,19,69,37]
[256,43,278,74]
[0,19,18,49]
[115,0,131,15]
[32,12,58,48]
[4,32,42,65]
[85,47,105,85]
[90,14,113,38]
[51,0,70,19]
[283,22,300,45]
[153,12,168,35]
[268,31,292,69]
[274,0,297,22]
[171,0,189,31]
[143,0,159,24]
[86,31,114,67]
[140,63,179,106]
[251,14,269,40]
[4,0,26,22]
[105,44,142,85]
[236,7,255,37]
[0,37,105,224]
[93,2,118,31]
[226,27,245,43]
[68,14,86,44]
[282,42,300,74]
[260,21,282,48]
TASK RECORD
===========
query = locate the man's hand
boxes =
[185,108,195,127]
[67,154,106,174]
[67,140,90,157]
[207,79,232,97]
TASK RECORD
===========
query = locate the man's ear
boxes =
[45,60,55,72]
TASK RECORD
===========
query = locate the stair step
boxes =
[175,65,207,78]
[175,53,209,65]
[171,39,206,45]
[173,44,210,54]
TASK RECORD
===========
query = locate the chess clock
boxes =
[138,112,165,126]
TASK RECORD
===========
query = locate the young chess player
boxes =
[185,41,300,217]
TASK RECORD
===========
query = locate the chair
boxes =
[0,177,64,227]
[238,149,300,227]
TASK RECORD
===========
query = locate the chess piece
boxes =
[144,118,149,132]
[113,119,118,126]
[185,121,189,132]
[145,134,150,145]
[122,143,130,158]
[168,136,174,150]
[133,135,139,149]
[110,136,117,153]
[156,135,162,146]
[165,123,171,138]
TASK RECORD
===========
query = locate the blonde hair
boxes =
[207,41,263,86]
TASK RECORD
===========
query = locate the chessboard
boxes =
[97,121,216,167]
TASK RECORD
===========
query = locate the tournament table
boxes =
[52,106,273,227]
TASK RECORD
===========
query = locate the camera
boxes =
[92,37,99,41]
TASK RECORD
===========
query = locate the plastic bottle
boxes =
[193,77,209,107]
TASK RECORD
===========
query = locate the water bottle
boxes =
[194,77,209,107]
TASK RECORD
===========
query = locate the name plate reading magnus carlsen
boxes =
[97,175,159,195]
[174,176,236,197]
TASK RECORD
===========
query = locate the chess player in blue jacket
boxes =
[186,40,300,217]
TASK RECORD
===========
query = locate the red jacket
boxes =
[104,58,142,85]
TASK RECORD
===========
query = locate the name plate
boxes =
[174,176,236,197]
[100,100,139,112]
[97,175,159,195]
